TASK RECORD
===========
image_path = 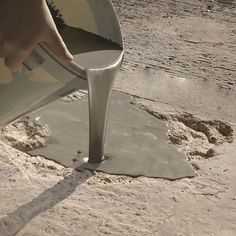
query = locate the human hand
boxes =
[0,0,73,70]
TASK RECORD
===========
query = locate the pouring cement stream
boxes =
[87,68,117,163]
[56,25,123,164]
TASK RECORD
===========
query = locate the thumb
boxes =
[46,30,73,62]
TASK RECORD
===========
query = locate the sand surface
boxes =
[0,0,236,235]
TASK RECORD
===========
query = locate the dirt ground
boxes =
[0,0,236,235]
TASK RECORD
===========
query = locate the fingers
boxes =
[4,45,34,70]
[46,30,73,62]
[0,7,73,69]
[2,31,73,70]
[5,54,24,70]
[0,36,35,69]
[42,0,73,62]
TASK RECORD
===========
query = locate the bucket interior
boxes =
[47,0,123,69]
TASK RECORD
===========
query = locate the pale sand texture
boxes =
[0,0,236,235]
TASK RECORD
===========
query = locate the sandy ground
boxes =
[0,0,236,235]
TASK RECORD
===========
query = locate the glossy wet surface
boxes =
[60,26,122,69]
[29,91,194,179]
[59,25,123,162]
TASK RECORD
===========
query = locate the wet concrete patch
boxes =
[28,92,194,179]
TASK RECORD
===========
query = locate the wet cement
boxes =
[59,26,122,69]
[29,91,195,179]
[59,25,123,162]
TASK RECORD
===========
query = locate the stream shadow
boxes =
[0,169,89,236]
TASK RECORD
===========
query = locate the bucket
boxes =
[0,0,124,163]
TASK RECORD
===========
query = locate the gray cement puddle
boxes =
[28,92,195,180]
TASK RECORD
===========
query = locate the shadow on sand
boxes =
[0,168,90,236]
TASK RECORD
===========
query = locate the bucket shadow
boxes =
[0,169,90,236]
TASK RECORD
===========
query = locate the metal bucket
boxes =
[0,0,124,163]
